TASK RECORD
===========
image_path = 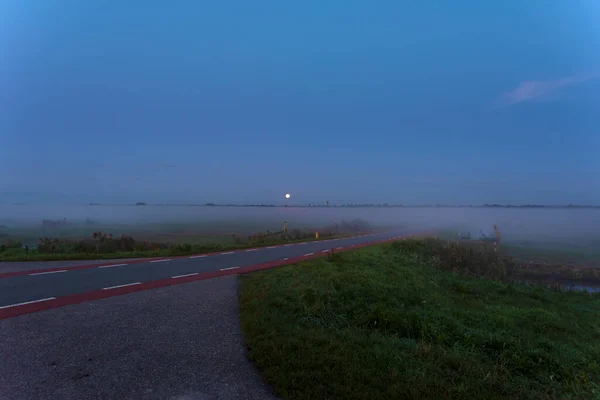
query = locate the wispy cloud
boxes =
[497,72,599,107]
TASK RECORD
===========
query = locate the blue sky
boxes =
[1,1,599,205]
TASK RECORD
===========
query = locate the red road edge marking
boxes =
[0,234,428,320]
[0,233,379,279]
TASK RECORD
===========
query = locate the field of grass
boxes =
[0,232,354,262]
[0,219,375,261]
[0,220,286,245]
[437,227,600,268]
[239,240,600,399]
[501,242,600,268]
[435,229,600,286]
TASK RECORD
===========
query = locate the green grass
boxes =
[0,233,352,262]
[437,227,600,268]
[501,243,600,268]
[0,222,273,246]
[0,219,367,245]
[0,219,377,261]
[239,241,600,400]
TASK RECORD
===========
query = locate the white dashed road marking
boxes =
[245,248,258,252]
[29,270,67,276]
[267,246,277,249]
[189,255,207,259]
[321,250,329,253]
[220,266,239,271]
[220,252,234,255]
[150,259,171,263]
[98,263,127,269]
[102,282,141,290]
[304,253,314,256]
[171,273,199,279]
[0,297,56,309]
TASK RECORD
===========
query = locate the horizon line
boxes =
[3,203,600,208]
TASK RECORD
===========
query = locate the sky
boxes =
[1,1,599,205]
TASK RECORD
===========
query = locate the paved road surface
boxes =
[0,230,417,399]
[0,231,410,315]
[0,257,147,274]
[0,275,279,400]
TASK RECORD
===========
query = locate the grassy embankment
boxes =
[240,239,600,399]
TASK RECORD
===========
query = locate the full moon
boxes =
[285,193,291,199]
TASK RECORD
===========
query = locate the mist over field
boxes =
[1,204,599,245]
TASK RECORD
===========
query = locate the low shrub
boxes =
[393,238,516,281]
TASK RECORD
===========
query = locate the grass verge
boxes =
[0,233,357,262]
[239,240,600,399]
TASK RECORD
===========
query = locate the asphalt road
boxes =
[0,275,279,400]
[0,230,409,311]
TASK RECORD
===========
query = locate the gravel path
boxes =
[0,276,278,400]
